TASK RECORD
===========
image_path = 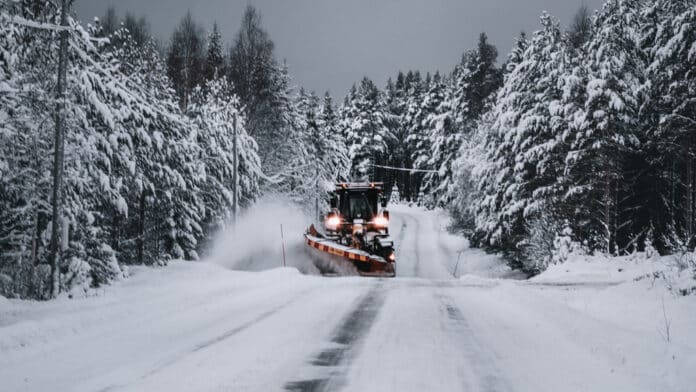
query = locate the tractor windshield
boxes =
[346,193,375,219]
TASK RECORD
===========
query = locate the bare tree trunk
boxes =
[30,125,41,268]
[137,191,146,264]
[49,0,70,298]
[613,178,620,254]
[28,207,40,297]
[315,168,319,222]
[604,173,612,254]
[686,134,694,248]
[232,115,238,224]
[29,124,41,296]
[31,208,39,266]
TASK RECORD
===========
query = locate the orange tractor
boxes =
[305,182,396,277]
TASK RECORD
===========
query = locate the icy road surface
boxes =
[1,205,695,392]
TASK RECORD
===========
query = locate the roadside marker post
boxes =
[453,251,463,278]
[280,224,287,267]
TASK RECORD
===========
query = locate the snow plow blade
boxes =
[305,224,396,278]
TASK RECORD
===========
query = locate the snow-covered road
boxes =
[2,205,695,392]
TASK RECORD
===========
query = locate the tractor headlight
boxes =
[372,215,389,228]
[325,215,341,230]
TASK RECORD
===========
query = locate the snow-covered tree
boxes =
[410,75,447,202]
[638,0,696,252]
[564,0,645,254]
[470,13,565,254]
[317,92,350,188]
[204,22,224,81]
[290,90,350,211]
[166,11,205,111]
[342,77,393,180]
[0,3,229,297]
[389,184,401,204]
[189,77,261,244]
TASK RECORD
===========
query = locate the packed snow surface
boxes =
[1,204,695,391]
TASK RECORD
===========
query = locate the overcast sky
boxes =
[74,0,604,97]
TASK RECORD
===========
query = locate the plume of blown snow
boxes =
[208,197,320,274]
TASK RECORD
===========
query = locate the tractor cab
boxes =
[332,184,385,221]
[324,182,391,252]
[327,183,389,234]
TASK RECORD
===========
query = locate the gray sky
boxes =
[74,0,604,97]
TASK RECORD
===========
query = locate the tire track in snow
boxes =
[285,285,385,392]
[394,211,421,277]
[391,218,407,277]
[395,218,408,246]
[437,293,510,392]
[99,288,318,392]
[412,214,423,277]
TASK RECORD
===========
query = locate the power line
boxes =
[372,164,439,174]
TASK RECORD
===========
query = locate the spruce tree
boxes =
[566,0,644,253]
[639,0,696,251]
[342,78,392,180]
[204,22,225,81]
[166,11,205,111]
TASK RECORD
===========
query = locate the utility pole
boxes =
[314,168,319,222]
[232,114,238,224]
[49,0,70,298]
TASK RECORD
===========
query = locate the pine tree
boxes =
[382,77,402,193]
[470,13,565,255]
[0,3,219,296]
[204,22,224,81]
[342,77,393,181]
[228,5,278,129]
[99,7,119,38]
[0,2,54,296]
[565,0,645,253]
[415,75,449,206]
[166,11,205,111]
[403,71,429,195]
[291,90,350,211]
[122,12,150,47]
[567,4,592,50]
[466,33,503,121]
[189,77,261,248]
[228,5,298,192]
[443,40,503,209]
[638,0,696,251]
[317,92,351,188]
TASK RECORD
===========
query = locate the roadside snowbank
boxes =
[451,275,696,392]
[532,254,664,284]
[531,252,696,294]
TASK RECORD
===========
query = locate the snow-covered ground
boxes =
[1,204,695,392]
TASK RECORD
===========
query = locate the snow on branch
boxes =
[67,40,188,127]
[9,15,72,32]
